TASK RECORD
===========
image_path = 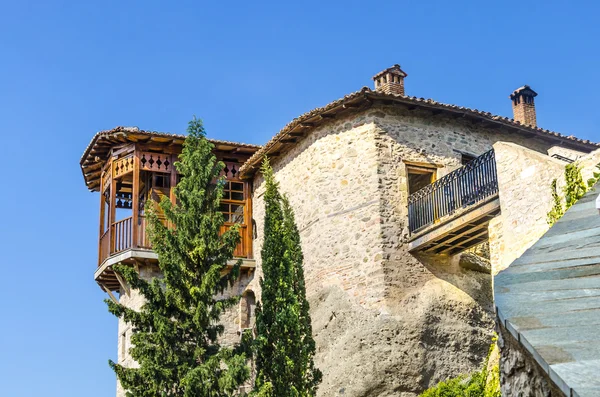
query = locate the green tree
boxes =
[253,158,322,397]
[107,118,250,397]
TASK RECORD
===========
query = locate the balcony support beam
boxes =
[408,197,500,254]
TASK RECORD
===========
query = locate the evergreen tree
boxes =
[253,158,322,397]
[107,118,250,397]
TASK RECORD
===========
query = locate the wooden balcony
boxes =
[408,149,501,255]
[98,216,250,266]
[94,144,255,292]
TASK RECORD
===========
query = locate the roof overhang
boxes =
[238,87,600,178]
[80,127,261,192]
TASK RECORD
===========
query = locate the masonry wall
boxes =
[498,325,565,397]
[490,142,567,275]
[116,264,162,397]
[251,104,574,397]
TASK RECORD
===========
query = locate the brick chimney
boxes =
[373,64,407,96]
[510,85,538,127]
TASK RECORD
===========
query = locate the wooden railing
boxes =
[408,149,498,233]
[99,229,110,265]
[99,215,249,265]
[112,217,133,253]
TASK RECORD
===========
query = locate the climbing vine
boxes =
[547,162,600,226]
[547,179,564,226]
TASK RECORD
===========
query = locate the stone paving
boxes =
[495,184,600,396]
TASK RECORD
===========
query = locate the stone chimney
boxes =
[373,64,407,96]
[510,85,538,127]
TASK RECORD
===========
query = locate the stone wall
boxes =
[498,325,565,397]
[579,148,600,184]
[547,145,588,163]
[250,104,572,396]
[116,264,162,397]
[490,142,567,275]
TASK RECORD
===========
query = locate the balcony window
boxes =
[407,165,436,195]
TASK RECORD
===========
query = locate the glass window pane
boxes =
[219,203,229,213]
[231,192,244,201]
[232,213,244,223]
[223,191,231,200]
[231,182,244,191]
[231,204,244,223]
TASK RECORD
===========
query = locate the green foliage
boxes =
[547,179,564,226]
[587,164,600,189]
[419,340,500,397]
[547,162,600,226]
[106,118,249,396]
[564,163,588,210]
[252,158,322,397]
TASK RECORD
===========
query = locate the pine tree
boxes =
[107,118,250,397]
[253,158,322,397]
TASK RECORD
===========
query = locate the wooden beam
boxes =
[408,197,500,252]
[114,268,130,297]
[436,229,489,254]
[103,285,120,304]
[280,137,297,144]
[424,221,490,253]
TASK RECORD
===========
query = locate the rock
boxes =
[459,253,491,274]
[310,280,494,397]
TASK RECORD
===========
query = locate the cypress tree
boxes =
[107,118,250,397]
[253,158,322,397]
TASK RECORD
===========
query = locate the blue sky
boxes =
[0,1,598,396]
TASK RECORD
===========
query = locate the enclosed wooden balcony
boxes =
[80,128,260,292]
[407,149,501,255]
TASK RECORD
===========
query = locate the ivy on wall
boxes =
[547,162,600,226]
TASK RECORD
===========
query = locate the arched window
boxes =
[240,290,256,330]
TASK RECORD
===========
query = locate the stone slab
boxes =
[495,184,600,396]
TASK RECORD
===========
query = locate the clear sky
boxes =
[0,1,598,396]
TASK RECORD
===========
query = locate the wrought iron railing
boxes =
[408,149,498,233]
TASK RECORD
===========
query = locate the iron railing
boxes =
[408,149,498,233]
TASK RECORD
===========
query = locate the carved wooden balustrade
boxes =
[98,150,252,266]
[408,149,498,233]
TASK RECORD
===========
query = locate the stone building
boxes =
[80,64,600,396]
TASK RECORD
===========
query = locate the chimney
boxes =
[510,85,538,127]
[373,64,407,96]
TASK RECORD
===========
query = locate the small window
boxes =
[120,331,127,358]
[461,153,477,165]
[153,174,170,188]
[407,165,436,195]
[240,290,256,329]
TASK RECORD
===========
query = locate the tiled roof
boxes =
[80,126,260,191]
[238,87,599,177]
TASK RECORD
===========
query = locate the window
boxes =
[240,290,256,329]
[120,331,127,359]
[152,174,170,188]
[219,181,246,224]
[461,153,477,165]
[407,165,436,195]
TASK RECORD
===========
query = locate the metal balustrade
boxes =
[408,149,498,233]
